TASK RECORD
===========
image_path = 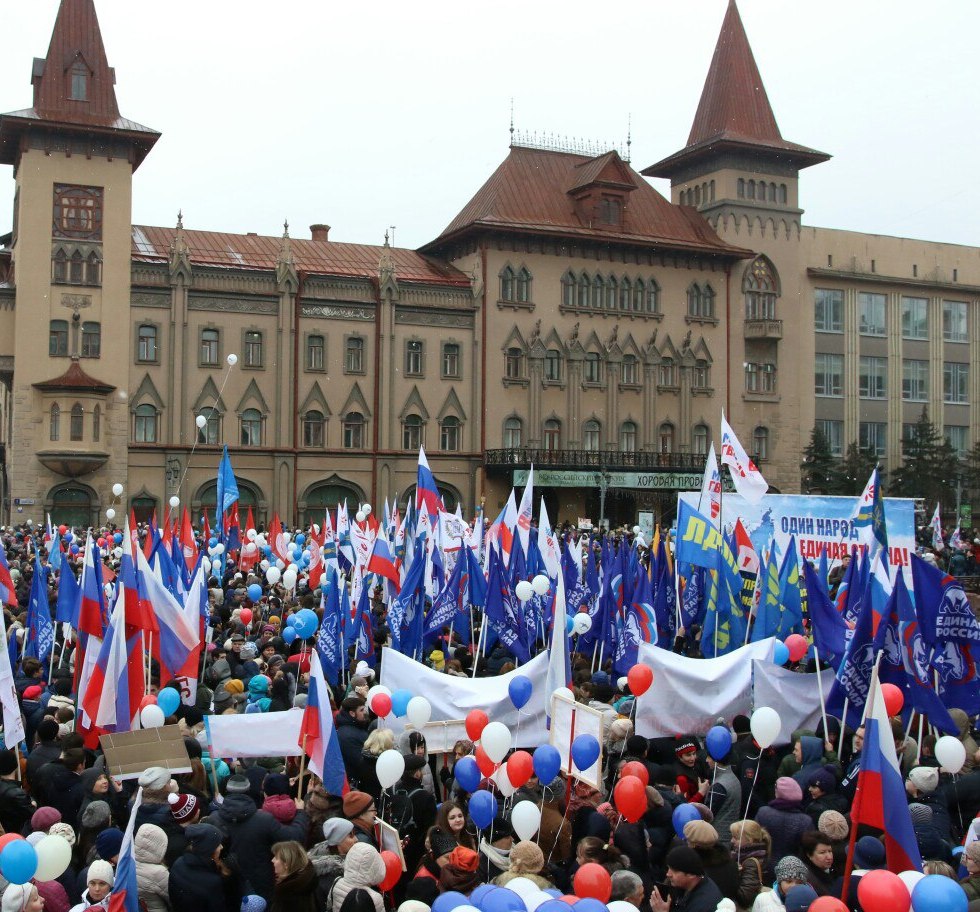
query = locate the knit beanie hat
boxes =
[322,818,355,847]
[138,766,171,790]
[807,768,836,794]
[186,823,224,857]
[449,846,479,872]
[263,773,290,796]
[226,774,250,794]
[966,842,980,865]
[429,831,458,860]
[96,827,124,860]
[664,846,704,876]
[775,776,803,802]
[773,855,809,883]
[508,841,544,875]
[87,859,115,887]
[683,819,719,847]
[168,792,199,821]
[48,822,76,846]
[241,897,268,912]
[31,806,61,832]
[908,766,939,794]
[784,884,819,912]
[909,803,933,827]
[1,884,35,912]
[818,810,849,842]
[223,679,245,695]
[853,835,886,870]
[80,800,110,829]
[343,790,373,818]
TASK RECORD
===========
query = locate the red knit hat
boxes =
[168,792,199,821]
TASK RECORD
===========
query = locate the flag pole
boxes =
[812,643,830,742]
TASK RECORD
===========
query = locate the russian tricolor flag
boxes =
[0,539,17,608]
[135,546,198,678]
[415,446,444,520]
[366,529,401,593]
[300,650,347,797]
[109,787,143,912]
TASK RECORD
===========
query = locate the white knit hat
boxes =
[87,859,115,888]
[1,884,35,912]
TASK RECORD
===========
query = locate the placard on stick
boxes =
[100,726,191,781]
[548,696,604,790]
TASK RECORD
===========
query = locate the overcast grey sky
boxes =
[2,1,978,250]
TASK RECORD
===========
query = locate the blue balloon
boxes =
[468,789,498,830]
[63,532,73,543]
[432,892,468,912]
[912,874,968,912]
[282,627,298,645]
[295,534,306,546]
[157,688,180,717]
[575,900,607,912]
[772,641,790,666]
[286,614,298,627]
[480,886,525,912]
[320,578,330,591]
[391,689,413,718]
[247,583,262,602]
[469,885,497,909]
[209,537,218,549]
[706,725,733,761]
[453,755,481,793]
[508,675,532,710]
[566,615,575,635]
[533,744,561,783]
[70,544,79,555]
[571,733,601,771]
[113,532,123,544]
[0,840,37,885]
[294,608,319,638]
[537,901,571,912]
[672,803,701,838]
[262,545,272,557]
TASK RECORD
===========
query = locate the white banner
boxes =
[204,709,305,757]
[380,647,549,747]
[750,660,835,747]
[635,639,775,738]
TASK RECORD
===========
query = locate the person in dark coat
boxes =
[270,840,318,912]
[212,790,309,900]
[168,823,229,912]
[336,698,369,787]
[803,768,849,825]
[0,749,33,835]
[682,820,739,904]
[651,846,723,912]
[755,777,812,862]
[791,736,826,790]
[43,747,85,827]
[391,754,437,876]
[25,718,62,786]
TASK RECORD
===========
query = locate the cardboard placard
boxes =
[548,696,604,790]
[376,819,407,871]
[99,725,191,781]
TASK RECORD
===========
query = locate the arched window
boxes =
[747,180,756,200]
[659,422,675,453]
[593,274,604,306]
[197,407,221,445]
[499,266,515,302]
[134,404,158,443]
[692,423,709,455]
[646,278,660,314]
[440,416,461,452]
[561,271,576,308]
[543,419,561,451]
[85,251,101,285]
[584,352,602,384]
[503,416,523,448]
[70,403,84,441]
[516,267,532,303]
[583,419,601,452]
[620,421,637,453]
[52,249,68,284]
[605,276,617,310]
[687,283,702,318]
[743,255,780,320]
[619,277,631,311]
[343,412,364,449]
[240,408,262,446]
[753,426,770,462]
[621,354,638,385]
[303,410,325,448]
[306,334,325,371]
[442,342,460,378]
[577,273,591,308]
[695,185,702,206]
[70,250,84,284]
[92,404,101,442]
[688,284,715,319]
[505,347,523,379]
[779,184,788,204]
[737,178,745,198]
[659,357,676,386]
[49,404,60,442]
[402,414,424,451]
[633,278,645,312]
[137,324,158,362]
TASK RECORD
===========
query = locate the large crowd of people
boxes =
[0,521,976,912]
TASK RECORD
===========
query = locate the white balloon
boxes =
[376,749,405,789]
[572,613,592,635]
[201,557,212,573]
[609,903,638,912]
[227,353,239,366]
[260,559,270,571]
[113,547,123,559]
[246,528,257,541]
[212,543,225,556]
[750,706,781,749]
[632,525,642,535]
[363,504,372,515]
[617,676,628,691]
[406,696,432,728]
[355,511,366,523]
[283,532,292,543]
[552,686,575,704]
[140,705,165,728]
[503,877,539,900]
[897,869,924,899]
[493,764,515,798]
[481,721,512,763]
[168,495,180,508]
[511,799,541,841]
[276,559,285,570]
[531,574,550,596]
[935,735,967,774]
[367,685,392,706]
[525,893,553,912]
[282,570,297,590]
[244,542,257,554]
[34,834,73,881]
[514,580,534,602]
[266,567,281,585]
[255,533,267,547]
[195,415,207,429]
[105,508,116,520]
[111,483,124,497]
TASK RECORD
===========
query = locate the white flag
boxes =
[516,465,534,555]
[930,504,945,551]
[701,444,722,526]
[0,613,24,748]
[720,412,768,504]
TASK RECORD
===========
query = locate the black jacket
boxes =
[168,853,227,912]
[213,793,309,900]
[25,742,61,788]
[45,762,84,826]
[335,712,368,786]
[671,876,724,912]
[0,778,33,835]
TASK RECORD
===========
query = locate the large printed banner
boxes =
[204,709,304,758]
[751,661,835,747]
[677,492,917,574]
[635,638,775,738]
[381,647,550,747]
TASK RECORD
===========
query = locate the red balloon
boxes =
[506,750,534,788]
[370,693,392,718]
[880,683,904,718]
[808,898,849,912]
[466,709,489,742]
[627,664,653,697]
[475,744,497,778]
[620,760,649,786]
[239,607,253,624]
[139,694,158,710]
[379,849,402,893]
[785,634,808,663]
[856,869,909,912]
[613,774,647,823]
[574,862,612,902]
[58,525,67,536]
[0,834,23,853]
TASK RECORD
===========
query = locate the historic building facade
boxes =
[0,0,978,528]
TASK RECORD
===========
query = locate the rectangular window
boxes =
[902,423,917,451]
[817,419,844,457]
[442,343,460,378]
[859,355,887,398]
[902,359,929,401]
[306,335,324,371]
[814,353,843,396]
[505,348,523,379]
[858,292,886,336]
[200,328,219,365]
[544,350,562,382]
[405,340,423,376]
[137,325,157,362]
[859,421,887,456]
[901,296,929,339]
[944,361,969,403]
[244,330,263,368]
[946,425,969,456]
[345,337,364,374]
[81,321,100,358]
[943,300,968,341]
[814,289,843,332]
[49,320,68,357]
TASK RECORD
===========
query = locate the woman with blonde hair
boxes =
[359,730,394,799]
[730,819,773,908]
[271,840,317,912]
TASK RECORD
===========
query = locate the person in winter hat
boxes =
[1,883,43,912]
[494,841,551,889]
[245,675,272,714]
[750,856,810,912]
[754,777,811,862]
[69,859,114,911]
[167,823,230,912]
[262,774,297,825]
[331,842,386,912]
[134,823,171,912]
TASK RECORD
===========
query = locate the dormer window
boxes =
[70,60,89,101]
[598,197,623,226]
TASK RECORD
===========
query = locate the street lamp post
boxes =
[595,469,609,531]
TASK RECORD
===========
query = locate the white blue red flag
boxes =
[852,467,888,552]
[720,412,768,504]
[301,650,347,796]
[701,444,722,526]
[930,504,945,551]
[516,466,534,556]
[416,446,445,520]
[108,787,142,912]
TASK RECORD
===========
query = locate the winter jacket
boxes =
[270,860,318,912]
[134,823,171,912]
[791,736,826,790]
[694,844,740,904]
[751,888,784,912]
[45,763,84,827]
[262,794,297,825]
[25,741,62,787]
[668,876,724,912]
[804,790,849,826]
[754,800,812,862]
[167,852,226,912]
[35,879,71,912]
[335,712,368,787]
[706,764,742,846]
[67,889,109,911]
[331,843,386,912]
[213,792,309,900]
[0,777,34,835]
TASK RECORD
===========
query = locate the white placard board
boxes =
[548,696,604,789]
[204,709,304,758]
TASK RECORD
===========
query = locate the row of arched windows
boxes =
[505,347,710,388]
[499,266,532,303]
[560,271,661,314]
[50,403,100,443]
[52,248,101,286]
[678,181,715,207]
[737,179,788,204]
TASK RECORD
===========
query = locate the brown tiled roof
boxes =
[131,226,472,288]
[643,0,828,178]
[33,358,115,394]
[424,146,751,258]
